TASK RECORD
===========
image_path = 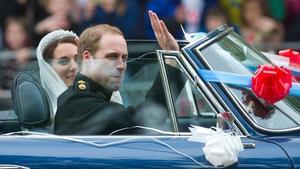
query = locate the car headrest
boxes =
[11,72,50,128]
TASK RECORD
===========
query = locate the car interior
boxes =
[0,40,217,135]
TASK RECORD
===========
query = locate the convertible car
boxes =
[0,25,299,168]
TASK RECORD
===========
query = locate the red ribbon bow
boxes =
[279,49,300,67]
[252,65,292,104]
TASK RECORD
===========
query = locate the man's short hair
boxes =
[77,24,124,67]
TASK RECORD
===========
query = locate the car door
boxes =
[0,135,292,169]
[267,136,300,169]
[156,50,292,168]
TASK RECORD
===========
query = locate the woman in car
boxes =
[37,30,123,121]
[36,29,78,118]
[36,30,122,120]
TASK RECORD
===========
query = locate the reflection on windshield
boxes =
[200,31,300,130]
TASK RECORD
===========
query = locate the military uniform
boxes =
[54,66,183,135]
[54,73,140,135]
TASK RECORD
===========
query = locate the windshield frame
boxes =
[181,25,300,134]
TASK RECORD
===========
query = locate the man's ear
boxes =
[82,51,92,60]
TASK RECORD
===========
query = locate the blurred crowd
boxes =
[1,0,300,92]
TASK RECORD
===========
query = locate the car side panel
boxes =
[238,137,292,168]
[0,136,292,169]
[0,136,211,169]
[268,136,300,169]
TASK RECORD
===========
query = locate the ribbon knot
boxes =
[252,65,293,104]
[279,49,300,67]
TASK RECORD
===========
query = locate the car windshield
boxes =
[199,30,300,130]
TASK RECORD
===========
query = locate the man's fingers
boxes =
[149,10,162,35]
[148,11,157,31]
[160,20,170,37]
[160,21,179,51]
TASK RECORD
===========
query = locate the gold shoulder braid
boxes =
[77,80,87,90]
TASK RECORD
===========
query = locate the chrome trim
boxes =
[157,49,246,135]
[0,165,29,169]
[180,50,226,114]
[156,50,179,132]
[196,29,233,50]
[206,85,247,135]
[182,27,233,52]
[230,82,300,130]
[192,45,250,136]
[163,55,219,117]
[0,134,193,139]
[180,29,249,136]
[175,53,224,113]
[243,143,256,149]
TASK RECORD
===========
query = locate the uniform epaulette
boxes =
[75,80,89,91]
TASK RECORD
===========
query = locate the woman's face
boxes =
[51,42,78,86]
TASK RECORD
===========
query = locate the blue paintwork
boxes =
[238,137,291,169]
[267,136,300,169]
[0,136,292,168]
[0,136,212,168]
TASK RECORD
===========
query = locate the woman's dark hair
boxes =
[43,36,77,60]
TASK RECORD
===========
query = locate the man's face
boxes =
[89,33,128,91]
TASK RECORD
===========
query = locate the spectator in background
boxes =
[0,0,30,28]
[113,0,143,39]
[161,1,186,39]
[182,0,220,33]
[268,0,286,22]
[79,0,142,38]
[3,17,32,53]
[0,16,33,90]
[0,29,3,50]
[240,0,284,46]
[79,0,116,32]
[144,0,181,39]
[181,0,204,33]
[0,1,48,44]
[219,0,242,28]
[284,0,300,41]
[284,0,300,28]
[286,13,300,41]
[204,7,230,32]
[34,0,79,45]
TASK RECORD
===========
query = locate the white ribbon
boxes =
[188,125,244,167]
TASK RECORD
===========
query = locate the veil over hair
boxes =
[36,30,78,117]
[37,29,123,119]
